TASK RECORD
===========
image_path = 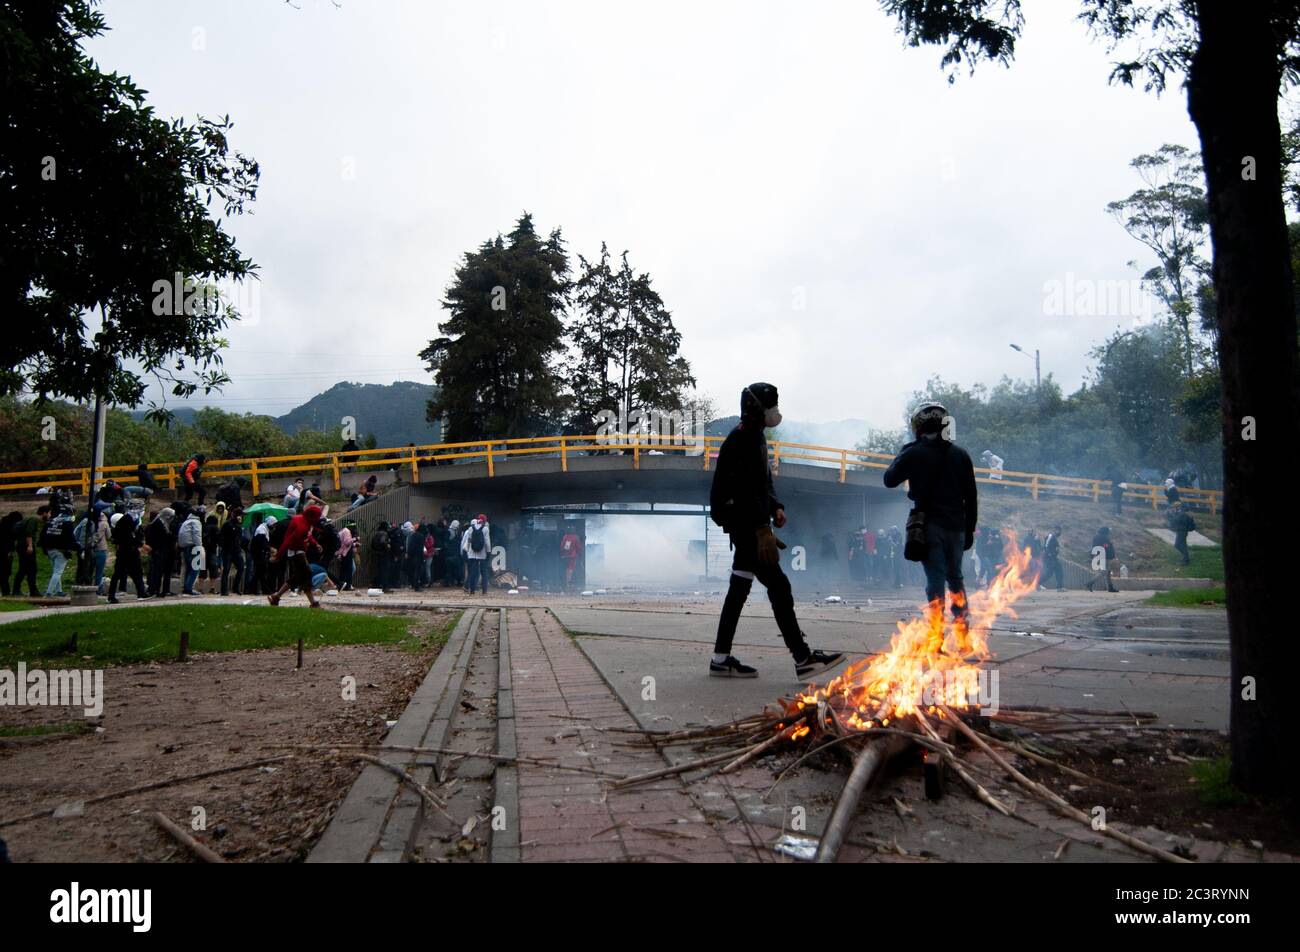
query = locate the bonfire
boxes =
[613,537,1192,864]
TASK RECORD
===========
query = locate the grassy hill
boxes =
[978,489,1222,581]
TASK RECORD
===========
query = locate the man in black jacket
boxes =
[883,403,979,645]
[144,507,176,597]
[215,476,247,510]
[708,382,844,681]
[107,512,148,603]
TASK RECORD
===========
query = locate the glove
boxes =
[964,530,974,552]
[756,526,787,565]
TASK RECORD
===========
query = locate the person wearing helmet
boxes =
[708,382,845,681]
[884,403,979,647]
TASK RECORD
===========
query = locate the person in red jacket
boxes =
[268,505,323,608]
[182,453,207,504]
[560,528,583,590]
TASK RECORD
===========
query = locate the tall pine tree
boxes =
[422,214,570,441]
[566,244,695,435]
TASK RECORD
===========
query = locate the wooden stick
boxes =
[914,709,1012,817]
[611,745,759,788]
[981,733,1130,791]
[939,705,1192,864]
[265,743,623,779]
[814,735,909,864]
[762,728,953,801]
[0,756,294,829]
[994,705,1160,718]
[322,751,456,826]
[719,728,791,774]
[152,811,225,863]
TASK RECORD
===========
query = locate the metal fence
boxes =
[0,434,1223,515]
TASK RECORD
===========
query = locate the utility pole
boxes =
[1010,343,1041,390]
[76,394,107,586]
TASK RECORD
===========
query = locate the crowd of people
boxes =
[0,473,370,604]
[365,513,494,595]
[845,526,904,587]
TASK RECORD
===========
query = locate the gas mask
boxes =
[764,406,782,428]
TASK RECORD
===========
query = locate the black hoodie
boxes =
[710,419,782,533]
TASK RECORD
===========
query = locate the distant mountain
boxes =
[129,381,443,448]
[277,381,442,447]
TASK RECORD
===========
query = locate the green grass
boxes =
[1191,756,1248,807]
[0,721,94,738]
[1155,544,1224,582]
[427,609,462,648]
[0,604,427,668]
[0,601,32,612]
[3,549,80,598]
[1147,586,1227,608]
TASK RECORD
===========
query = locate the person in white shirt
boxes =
[460,513,491,594]
[980,450,1004,480]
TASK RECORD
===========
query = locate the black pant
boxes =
[221,546,245,594]
[465,558,488,593]
[12,549,37,596]
[109,549,145,599]
[1042,555,1064,590]
[0,549,11,595]
[184,481,205,505]
[713,529,808,660]
[922,522,968,621]
[1174,531,1190,564]
[147,545,173,596]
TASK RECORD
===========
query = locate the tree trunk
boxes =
[1188,2,1300,795]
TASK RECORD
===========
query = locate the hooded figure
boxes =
[249,515,277,594]
[268,506,324,608]
[707,382,844,681]
[145,507,177,597]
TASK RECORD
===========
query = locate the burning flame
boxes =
[787,535,1039,726]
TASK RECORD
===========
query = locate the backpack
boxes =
[709,454,734,528]
[371,527,390,552]
[470,524,485,553]
[42,513,76,552]
[73,516,91,548]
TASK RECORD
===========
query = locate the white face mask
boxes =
[764,406,782,428]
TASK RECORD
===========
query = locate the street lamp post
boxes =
[1010,343,1040,389]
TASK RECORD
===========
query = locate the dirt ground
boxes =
[1037,730,1299,855]
[0,610,453,862]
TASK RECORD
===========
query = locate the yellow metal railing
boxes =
[0,434,1223,515]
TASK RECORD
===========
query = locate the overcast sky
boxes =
[89,0,1200,432]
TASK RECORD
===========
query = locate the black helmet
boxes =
[740,382,779,419]
[910,402,949,438]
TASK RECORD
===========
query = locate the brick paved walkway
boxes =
[504,607,765,862]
